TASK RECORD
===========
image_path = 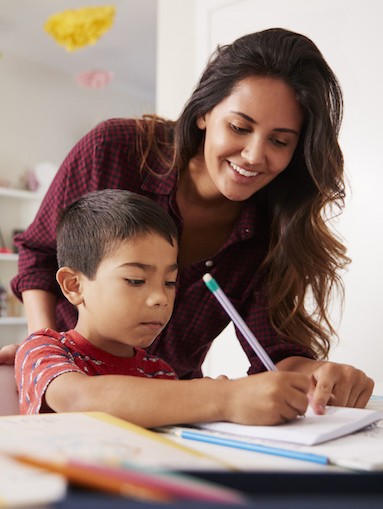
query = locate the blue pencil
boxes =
[178,429,328,465]
[203,273,277,372]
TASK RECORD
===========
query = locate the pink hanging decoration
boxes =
[75,69,114,89]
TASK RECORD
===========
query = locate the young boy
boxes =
[15,189,311,428]
[16,190,178,412]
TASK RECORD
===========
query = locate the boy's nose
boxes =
[147,287,168,307]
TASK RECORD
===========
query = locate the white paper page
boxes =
[0,412,229,471]
[196,407,383,445]
[309,419,383,471]
[0,456,67,507]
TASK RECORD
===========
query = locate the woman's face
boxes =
[196,76,303,202]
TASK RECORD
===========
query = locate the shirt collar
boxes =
[141,169,267,240]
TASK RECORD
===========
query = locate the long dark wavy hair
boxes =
[135,28,350,359]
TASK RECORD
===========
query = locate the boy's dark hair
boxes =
[57,189,178,279]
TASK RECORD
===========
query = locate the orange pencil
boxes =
[12,454,172,502]
[11,454,247,505]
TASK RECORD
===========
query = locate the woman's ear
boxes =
[56,267,84,306]
[196,115,206,130]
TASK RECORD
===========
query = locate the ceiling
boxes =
[0,0,157,102]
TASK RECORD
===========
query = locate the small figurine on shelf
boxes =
[7,292,23,317]
[11,229,24,254]
[0,281,7,317]
[0,228,11,254]
[20,168,40,192]
[0,178,10,188]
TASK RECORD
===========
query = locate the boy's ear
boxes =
[56,267,84,306]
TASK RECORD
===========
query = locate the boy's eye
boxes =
[165,281,177,289]
[126,279,144,286]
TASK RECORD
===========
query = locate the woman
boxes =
[5,28,373,419]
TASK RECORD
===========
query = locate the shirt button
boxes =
[205,260,214,267]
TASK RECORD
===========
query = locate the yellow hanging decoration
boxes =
[44,5,116,52]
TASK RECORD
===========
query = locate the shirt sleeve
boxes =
[15,332,84,414]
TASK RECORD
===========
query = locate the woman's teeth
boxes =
[229,162,259,177]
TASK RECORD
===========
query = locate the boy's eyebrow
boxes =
[230,110,299,136]
[119,262,179,272]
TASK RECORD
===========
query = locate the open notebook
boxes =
[160,406,383,472]
[195,406,383,446]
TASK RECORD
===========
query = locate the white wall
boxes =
[0,49,155,345]
[156,0,196,119]
[157,0,383,382]
[0,52,154,186]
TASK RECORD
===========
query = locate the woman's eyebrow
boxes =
[230,110,299,136]
[230,110,256,124]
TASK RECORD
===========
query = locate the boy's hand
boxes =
[224,371,310,426]
[0,343,19,365]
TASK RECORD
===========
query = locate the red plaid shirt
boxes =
[11,118,313,379]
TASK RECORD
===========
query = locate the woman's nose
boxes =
[241,136,265,165]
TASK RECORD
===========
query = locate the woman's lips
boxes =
[229,161,259,177]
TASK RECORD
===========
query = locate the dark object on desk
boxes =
[56,472,383,509]
[192,471,383,496]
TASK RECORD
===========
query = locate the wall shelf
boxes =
[0,187,43,201]
[0,187,42,344]
[0,316,27,326]
[0,253,18,262]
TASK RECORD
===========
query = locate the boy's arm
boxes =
[15,330,311,426]
[45,370,310,428]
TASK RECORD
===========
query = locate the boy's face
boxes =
[75,232,178,357]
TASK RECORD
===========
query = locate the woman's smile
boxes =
[228,160,260,178]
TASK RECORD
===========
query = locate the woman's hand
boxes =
[0,343,19,365]
[308,361,374,414]
[277,356,374,414]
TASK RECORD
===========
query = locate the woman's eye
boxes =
[126,279,144,286]
[165,281,177,289]
[271,137,288,147]
[229,123,249,134]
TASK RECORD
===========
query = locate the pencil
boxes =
[11,453,247,505]
[11,454,172,502]
[203,273,277,372]
[174,428,328,465]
